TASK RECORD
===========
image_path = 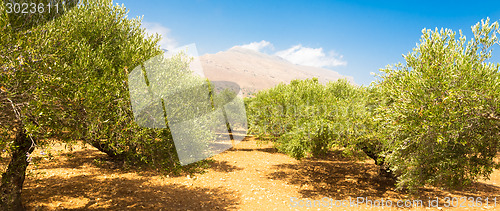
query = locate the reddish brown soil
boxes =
[1,137,498,210]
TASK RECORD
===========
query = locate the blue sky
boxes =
[115,0,500,86]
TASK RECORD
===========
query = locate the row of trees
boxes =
[1,0,499,208]
[245,19,500,191]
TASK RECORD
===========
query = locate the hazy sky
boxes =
[114,0,500,86]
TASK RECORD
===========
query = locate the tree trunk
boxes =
[0,127,34,210]
[81,120,125,161]
[88,139,125,160]
[358,142,395,179]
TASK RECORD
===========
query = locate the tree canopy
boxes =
[245,18,500,191]
[0,0,194,209]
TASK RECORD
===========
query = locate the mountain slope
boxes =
[200,47,355,95]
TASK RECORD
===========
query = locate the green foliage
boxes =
[245,19,500,191]
[376,18,500,190]
[3,0,499,193]
[0,0,210,173]
[246,78,373,159]
[1,0,77,154]
[129,51,230,165]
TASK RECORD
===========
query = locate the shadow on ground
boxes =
[22,145,240,210]
[267,150,500,205]
[208,160,244,173]
[24,173,238,210]
[228,146,279,154]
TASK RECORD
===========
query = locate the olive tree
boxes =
[377,18,500,190]
[245,78,375,159]
[0,0,189,209]
[1,1,79,209]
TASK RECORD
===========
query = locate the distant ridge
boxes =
[200,47,355,96]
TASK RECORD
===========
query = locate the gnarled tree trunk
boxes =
[0,127,34,210]
[357,141,395,179]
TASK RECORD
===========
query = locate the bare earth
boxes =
[5,137,498,210]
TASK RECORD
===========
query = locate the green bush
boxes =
[246,78,373,159]
[377,18,500,190]
[0,0,213,174]
[245,19,500,192]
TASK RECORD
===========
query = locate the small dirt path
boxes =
[18,137,500,210]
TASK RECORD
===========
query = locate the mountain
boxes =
[199,46,355,96]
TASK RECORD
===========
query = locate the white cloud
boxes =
[275,44,347,68]
[237,40,274,52]
[143,22,177,50]
[231,41,347,68]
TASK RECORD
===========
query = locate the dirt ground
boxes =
[2,137,498,210]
